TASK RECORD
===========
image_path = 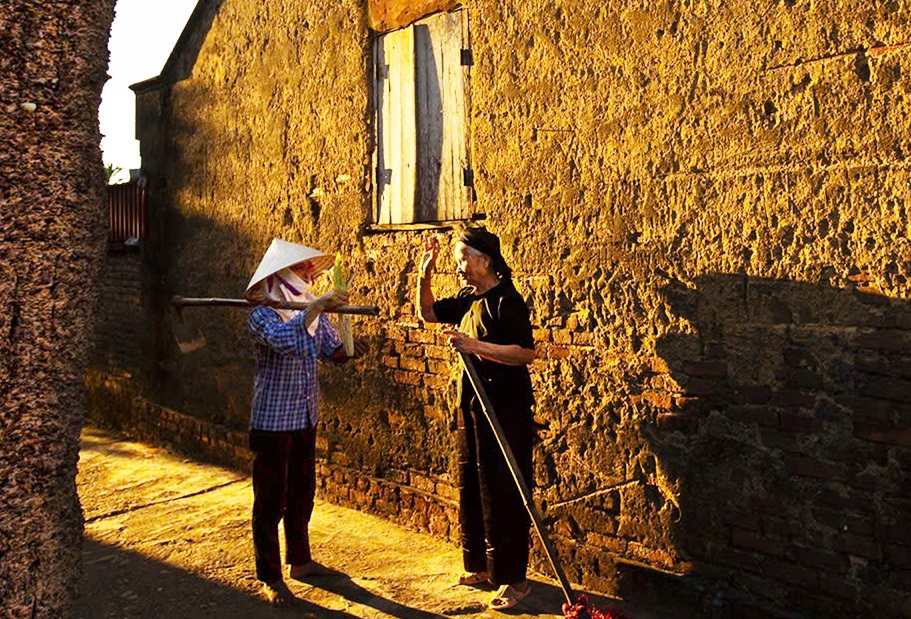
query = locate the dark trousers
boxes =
[459,403,533,586]
[250,428,317,583]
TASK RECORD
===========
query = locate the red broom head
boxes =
[562,594,631,619]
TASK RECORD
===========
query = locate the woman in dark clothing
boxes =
[416,228,536,611]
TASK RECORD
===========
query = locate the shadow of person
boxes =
[628,272,911,617]
[77,539,359,619]
[294,571,447,619]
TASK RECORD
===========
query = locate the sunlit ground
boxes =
[75,428,643,618]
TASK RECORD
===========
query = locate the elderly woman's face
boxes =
[289,263,314,285]
[454,242,491,289]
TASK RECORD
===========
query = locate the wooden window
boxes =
[373,9,471,225]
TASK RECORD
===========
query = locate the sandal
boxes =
[457,571,490,586]
[488,581,531,610]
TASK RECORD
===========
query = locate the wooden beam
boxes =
[368,0,460,34]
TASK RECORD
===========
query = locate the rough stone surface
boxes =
[88,2,911,617]
[0,0,115,616]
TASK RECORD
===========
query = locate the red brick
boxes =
[727,405,777,427]
[860,375,911,402]
[876,523,911,546]
[627,542,676,568]
[410,473,436,494]
[422,374,447,389]
[680,376,724,396]
[837,395,895,426]
[732,527,785,557]
[748,495,784,515]
[423,344,451,359]
[786,368,824,390]
[656,413,699,434]
[681,359,728,378]
[771,389,816,408]
[572,331,594,346]
[705,545,762,571]
[834,533,882,559]
[732,385,773,404]
[407,328,436,344]
[786,455,846,480]
[761,556,819,589]
[643,391,675,410]
[399,356,426,372]
[722,510,760,531]
[854,330,911,352]
[819,574,858,600]
[547,345,572,359]
[760,428,801,453]
[790,545,848,573]
[812,508,873,536]
[382,355,399,368]
[646,356,671,374]
[585,532,628,554]
[393,371,422,386]
[779,411,823,433]
[855,425,911,446]
[885,544,911,568]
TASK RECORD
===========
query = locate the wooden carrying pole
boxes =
[172,296,380,316]
[458,352,576,607]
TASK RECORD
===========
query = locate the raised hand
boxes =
[420,237,440,278]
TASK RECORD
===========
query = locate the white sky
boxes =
[99,0,199,183]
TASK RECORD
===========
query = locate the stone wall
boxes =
[94,1,911,616]
[91,247,145,371]
[0,0,115,616]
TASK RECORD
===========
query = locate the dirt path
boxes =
[74,428,655,619]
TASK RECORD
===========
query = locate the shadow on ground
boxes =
[76,538,357,618]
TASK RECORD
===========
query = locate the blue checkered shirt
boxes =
[248,307,342,431]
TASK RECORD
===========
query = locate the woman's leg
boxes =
[475,407,533,586]
[459,407,487,574]
[284,427,317,568]
[250,430,291,583]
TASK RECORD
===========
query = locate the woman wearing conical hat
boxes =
[245,239,364,607]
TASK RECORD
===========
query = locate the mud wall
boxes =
[103,1,911,616]
[0,0,115,616]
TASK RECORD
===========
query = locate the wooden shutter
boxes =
[374,10,470,225]
[374,27,416,224]
[414,10,468,222]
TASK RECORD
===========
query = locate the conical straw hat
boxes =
[245,239,335,300]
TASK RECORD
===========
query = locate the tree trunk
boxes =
[0,1,115,615]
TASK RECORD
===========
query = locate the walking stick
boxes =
[457,352,576,607]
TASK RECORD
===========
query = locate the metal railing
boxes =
[108,181,147,243]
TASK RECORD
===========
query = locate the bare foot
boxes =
[289,560,336,580]
[261,580,297,606]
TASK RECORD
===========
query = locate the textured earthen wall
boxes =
[113,1,911,616]
[0,0,115,615]
[462,3,911,616]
